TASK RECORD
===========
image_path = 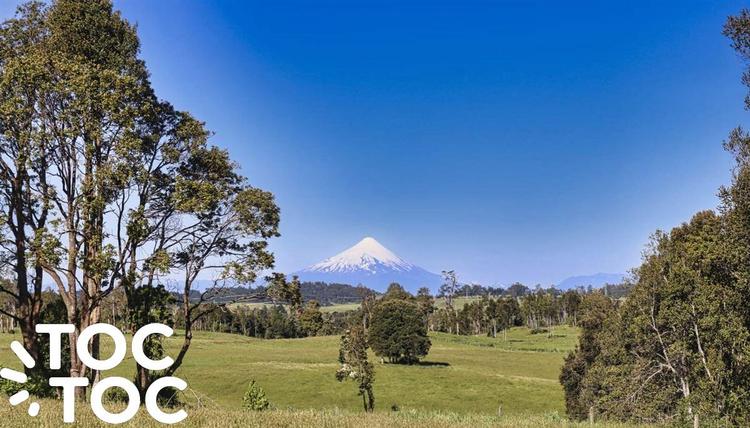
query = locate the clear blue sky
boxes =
[3,1,748,286]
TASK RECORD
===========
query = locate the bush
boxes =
[0,377,22,397]
[0,370,56,398]
[242,380,271,411]
[103,386,130,403]
[155,385,183,408]
[103,383,182,408]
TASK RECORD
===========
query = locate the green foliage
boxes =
[266,274,303,312]
[415,287,435,321]
[299,300,324,336]
[439,270,458,308]
[369,297,431,364]
[1,0,281,399]
[556,11,750,426]
[103,382,184,409]
[180,303,315,339]
[102,385,130,404]
[382,283,412,301]
[432,296,522,336]
[242,380,271,411]
[2,293,72,399]
[563,211,745,423]
[0,378,20,397]
[0,372,55,399]
[559,293,613,421]
[564,212,750,425]
[125,284,174,331]
[336,324,375,412]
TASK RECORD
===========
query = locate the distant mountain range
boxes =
[556,273,626,290]
[189,241,624,296]
[294,237,442,293]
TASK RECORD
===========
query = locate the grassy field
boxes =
[0,403,644,427]
[434,296,487,309]
[0,327,587,425]
[320,302,360,313]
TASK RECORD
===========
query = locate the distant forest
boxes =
[185,280,633,306]
[440,282,632,300]
[186,281,380,305]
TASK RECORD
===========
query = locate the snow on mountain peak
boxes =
[295,236,442,292]
[305,237,414,274]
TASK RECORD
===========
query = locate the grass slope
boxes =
[0,327,585,424]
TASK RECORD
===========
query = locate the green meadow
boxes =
[0,326,655,426]
[0,327,576,415]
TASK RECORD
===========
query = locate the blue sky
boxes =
[3,1,748,286]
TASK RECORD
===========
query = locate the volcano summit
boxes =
[295,237,441,293]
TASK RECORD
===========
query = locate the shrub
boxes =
[242,380,271,411]
[103,383,182,408]
[0,370,56,398]
[103,386,130,404]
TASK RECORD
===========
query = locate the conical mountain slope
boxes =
[296,237,441,293]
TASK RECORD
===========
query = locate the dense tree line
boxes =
[560,11,750,426]
[437,280,632,300]
[429,290,586,336]
[41,281,351,341]
[176,301,351,339]
[454,281,567,298]
[185,281,378,305]
[298,282,378,305]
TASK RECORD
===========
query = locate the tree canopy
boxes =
[368,291,431,364]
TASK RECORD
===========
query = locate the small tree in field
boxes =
[336,324,374,412]
[242,380,271,411]
[369,299,431,364]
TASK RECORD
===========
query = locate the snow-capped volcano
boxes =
[295,237,441,293]
[307,237,412,273]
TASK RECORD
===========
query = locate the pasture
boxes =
[0,327,605,426]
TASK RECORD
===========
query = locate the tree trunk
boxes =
[365,387,374,412]
[136,363,150,402]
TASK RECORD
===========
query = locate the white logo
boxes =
[1,323,187,424]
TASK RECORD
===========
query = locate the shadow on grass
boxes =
[414,361,450,367]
